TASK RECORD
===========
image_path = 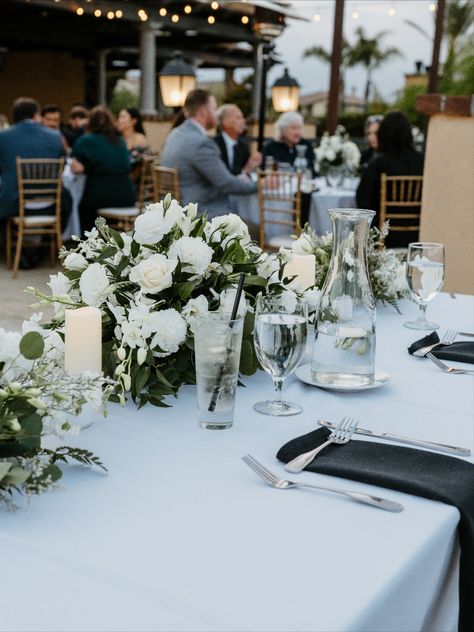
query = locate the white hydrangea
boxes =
[182,295,209,324]
[150,309,187,355]
[168,236,214,276]
[79,263,110,307]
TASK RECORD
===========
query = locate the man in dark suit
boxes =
[215,104,261,176]
[0,97,66,266]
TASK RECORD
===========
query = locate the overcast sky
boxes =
[199,0,442,103]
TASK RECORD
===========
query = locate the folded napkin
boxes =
[408,332,474,364]
[277,427,474,632]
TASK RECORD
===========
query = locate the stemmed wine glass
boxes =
[404,242,445,330]
[253,293,308,416]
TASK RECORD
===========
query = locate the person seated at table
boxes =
[41,104,69,152]
[263,111,315,175]
[63,104,89,149]
[0,97,68,268]
[360,115,383,170]
[215,104,262,176]
[356,111,424,247]
[117,107,151,183]
[160,89,257,218]
[71,106,135,235]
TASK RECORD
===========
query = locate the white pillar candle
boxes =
[64,307,102,375]
[284,254,316,291]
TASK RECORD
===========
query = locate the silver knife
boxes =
[459,332,474,338]
[318,419,471,457]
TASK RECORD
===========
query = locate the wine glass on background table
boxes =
[253,293,308,416]
[404,242,445,330]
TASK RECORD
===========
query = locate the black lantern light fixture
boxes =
[159,51,196,108]
[271,67,300,113]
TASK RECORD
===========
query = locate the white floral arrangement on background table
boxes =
[32,196,294,408]
[0,325,110,509]
[314,126,361,177]
[290,222,407,311]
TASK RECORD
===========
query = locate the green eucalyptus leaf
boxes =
[19,331,44,360]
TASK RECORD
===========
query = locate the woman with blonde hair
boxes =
[263,111,315,174]
[71,106,135,234]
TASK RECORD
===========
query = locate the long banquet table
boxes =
[2,293,473,632]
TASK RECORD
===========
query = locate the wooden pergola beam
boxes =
[327,0,345,134]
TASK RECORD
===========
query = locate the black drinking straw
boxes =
[208,273,245,412]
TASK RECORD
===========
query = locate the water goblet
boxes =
[404,242,445,330]
[253,293,308,416]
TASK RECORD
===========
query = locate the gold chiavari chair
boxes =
[7,158,64,278]
[379,174,423,247]
[154,166,180,202]
[257,170,302,251]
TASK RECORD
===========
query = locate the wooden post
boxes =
[327,0,345,134]
[428,0,446,93]
[257,43,270,152]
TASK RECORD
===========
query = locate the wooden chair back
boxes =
[16,158,64,221]
[257,170,302,250]
[137,156,159,210]
[379,174,423,245]
[154,166,180,202]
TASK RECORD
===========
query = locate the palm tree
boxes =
[346,27,403,103]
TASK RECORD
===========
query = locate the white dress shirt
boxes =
[222,131,237,171]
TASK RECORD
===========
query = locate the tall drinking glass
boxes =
[253,293,308,416]
[404,242,445,330]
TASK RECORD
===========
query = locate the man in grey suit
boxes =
[160,89,257,218]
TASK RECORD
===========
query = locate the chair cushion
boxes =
[12,215,56,226]
[98,206,139,218]
[267,234,295,249]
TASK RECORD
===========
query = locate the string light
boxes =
[429,2,436,11]
[184,5,192,14]
[159,8,167,17]
[351,9,359,20]
[388,6,396,16]
[241,15,249,24]
[107,11,114,19]
[211,1,219,10]
[115,10,123,18]
[94,8,101,17]
[313,8,321,22]
[138,9,148,21]
[76,7,84,15]
[171,14,179,23]
[208,15,215,24]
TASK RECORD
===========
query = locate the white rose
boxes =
[205,213,250,247]
[150,309,187,355]
[182,295,209,324]
[129,253,177,294]
[219,287,247,316]
[186,202,198,219]
[134,200,184,245]
[292,233,314,255]
[168,236,213,276]
[64,252,88,271]
[79,263,110,307]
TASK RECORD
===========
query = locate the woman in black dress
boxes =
[356,111,424,247]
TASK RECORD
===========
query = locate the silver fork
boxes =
[242,455,403,513]
[426,352,474,375]
[413,328,458,357]
[285,416,359,474]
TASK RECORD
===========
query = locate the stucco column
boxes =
[139,22,157,115]
[97,50,108,105]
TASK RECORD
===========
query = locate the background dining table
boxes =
[1,293,473,632]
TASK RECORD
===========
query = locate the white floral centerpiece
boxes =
[0,324,110,509]
[32,195,290,408]
[289,222,407,312]
[315,125,361,178]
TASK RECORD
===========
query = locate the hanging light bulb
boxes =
[115,10,123,18]
[184,5,192,13]
[171,14,179,23]
[211,1,219,9]
[138,9,148,22]
[351,9,359,20]
[107,11,114,20]
[208,15,216,24]
[241,15,249,24]
[76,7,84,15]
[94,8,101,17]
[428,2,436,11]
[313,8,321,22]
[159,8,167,17]
[388,5,396,16]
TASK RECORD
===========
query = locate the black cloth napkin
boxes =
[408,332,474,364]
[277,427,474,632]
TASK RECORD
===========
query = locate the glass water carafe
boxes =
[294,144,308,173]
[311,208,376,387]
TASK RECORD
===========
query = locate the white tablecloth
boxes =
[232,178,357,241]
[1,294,473,632]
[62,165,85,239]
